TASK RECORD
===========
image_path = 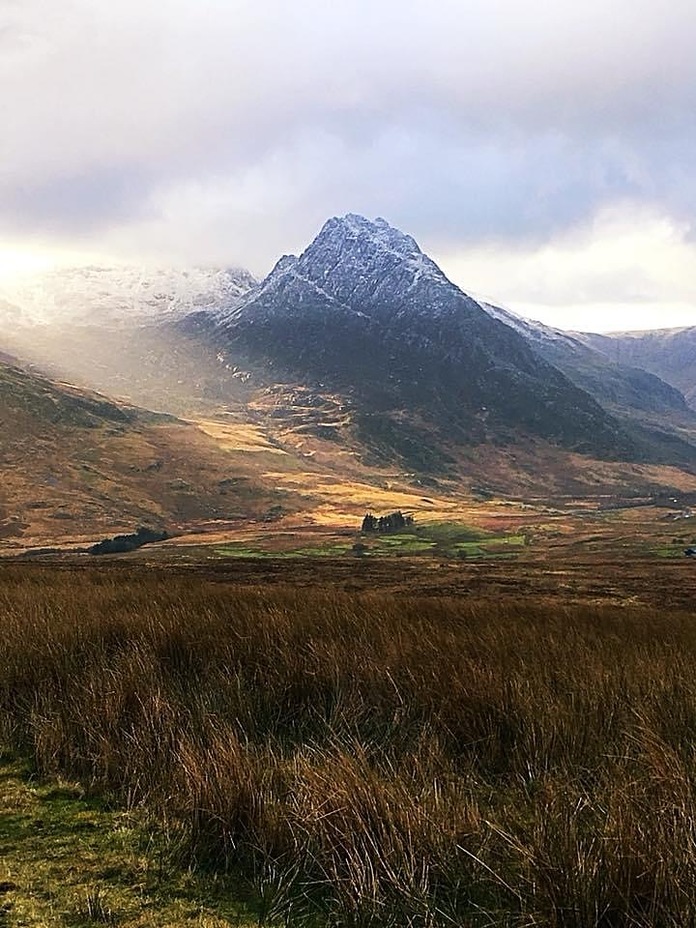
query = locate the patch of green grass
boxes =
[451,541,485,557]
[0,748,257,928]
[211,522,526,561]
[356,520,521,559]
[654,543,686,558]
[291,544,353,557]
[214,543,353,559]
[409,522,526,558]
[489,533,526,546]
[214,545,267,558]
[370,534,436,553]
[413,521,486,544]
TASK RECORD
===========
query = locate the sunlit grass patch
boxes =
[370,533,436,553]
[211,520,525,560]
[0,749,256,927]
[195,419,288,454]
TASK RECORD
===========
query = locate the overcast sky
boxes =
[1,0,696,332]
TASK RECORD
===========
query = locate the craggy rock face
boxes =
[205,214,633,459]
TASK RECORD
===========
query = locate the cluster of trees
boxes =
[89,526,168,556]
[361,511,414,534]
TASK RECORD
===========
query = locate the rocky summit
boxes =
[194,214,633,461]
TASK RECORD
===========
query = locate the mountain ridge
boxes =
[580,326,696,409]
[477,300,694,419]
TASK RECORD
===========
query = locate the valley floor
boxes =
[14,551,696,610]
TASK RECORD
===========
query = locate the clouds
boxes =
[1,0,696,327]
[436,205,696,331]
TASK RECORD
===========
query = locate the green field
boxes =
[361,520,527,558]
[212,521,527,561]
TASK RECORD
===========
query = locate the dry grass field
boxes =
[2,561,696,926]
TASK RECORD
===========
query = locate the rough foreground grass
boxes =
[3,565,696,926]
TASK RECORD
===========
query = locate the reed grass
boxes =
[2,565,696,925]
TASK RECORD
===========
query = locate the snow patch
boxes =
[0,265,257,328]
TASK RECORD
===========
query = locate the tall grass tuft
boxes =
[2,565,696,925]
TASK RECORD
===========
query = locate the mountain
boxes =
[478,302,694,418]
[0,356,282,549]
[472,302,696,472]
[187,214,642,467]
[0,266,258,415]
[2,221,693,506]
[580,327,696,410]
[0,265,256,328]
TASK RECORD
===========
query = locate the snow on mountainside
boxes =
[477,301,586,349]
[213,214,452,328]
[0,265,258,417]
[0,266,257,328]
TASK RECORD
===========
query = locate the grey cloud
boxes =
[0,166,154,235]
[2,0,696,264]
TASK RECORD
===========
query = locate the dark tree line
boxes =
[361,511,414,534]
[89,526,168,555]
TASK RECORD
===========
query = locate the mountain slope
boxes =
[479,302,691,416]
[581,327,696,410]
[0,358,281,548]
[194,214,633,464]
[0,266,258,415]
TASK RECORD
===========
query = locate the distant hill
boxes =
[475,302,696,469]
[0,357,281,549]
[479,302,692,418]
[581,327,696,410]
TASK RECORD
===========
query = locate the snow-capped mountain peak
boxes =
[323,213,423,257]
[307,213,443,285]
[197,212,633,461]
[213,213,453,328]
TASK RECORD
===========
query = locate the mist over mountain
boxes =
[0,266,256,328]
[1,215,694,487]
[0,266,258,414]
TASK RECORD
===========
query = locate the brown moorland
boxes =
[2,561,696,926]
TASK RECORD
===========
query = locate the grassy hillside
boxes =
[4,565,696,926]
[0,361,284,548]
